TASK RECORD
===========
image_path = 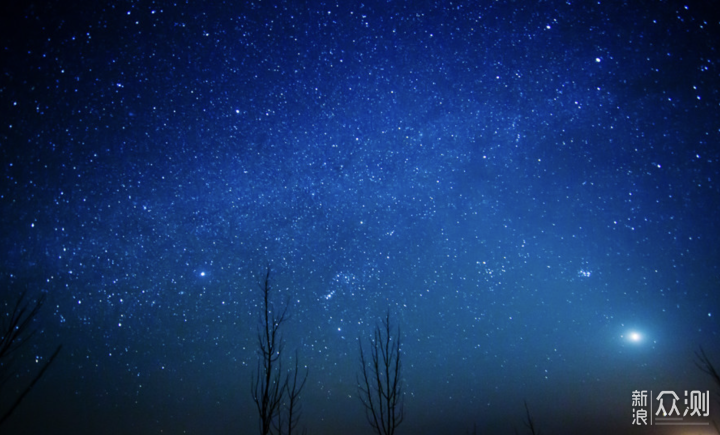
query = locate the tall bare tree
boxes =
[251,268,288,435]
[357,311,404,435]
[250,267,307,435]
[0,288,62,427]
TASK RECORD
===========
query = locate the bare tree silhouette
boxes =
[0,288,62,427]
[251,267,288,435]
[250,267,307,435]
[357,311,404,435]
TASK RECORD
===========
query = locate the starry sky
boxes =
[1,0,720,434]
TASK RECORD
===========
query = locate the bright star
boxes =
[624,331,643,343]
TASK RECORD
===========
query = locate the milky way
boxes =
[1,1,719,434]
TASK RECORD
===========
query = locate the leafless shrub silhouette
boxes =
[695,346,720,433]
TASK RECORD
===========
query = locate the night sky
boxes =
[1,1,720,434]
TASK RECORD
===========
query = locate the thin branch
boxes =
[522,400,539,435]
[0,345,62,427]
[0,290,45,363]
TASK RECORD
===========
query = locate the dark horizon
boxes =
[1,0,719,434]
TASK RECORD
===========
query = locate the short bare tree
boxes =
[357,311,404,435]
[0,288,62,427]
[696,346,720,400]
[695,346,720,433]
